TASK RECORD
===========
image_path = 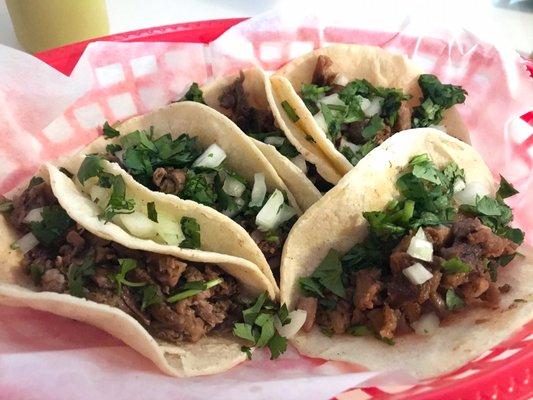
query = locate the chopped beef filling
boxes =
[152,167,187,196]
[304,216,517,339]
[10,182,243,344]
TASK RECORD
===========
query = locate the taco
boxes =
[182,68,326,208]
[281,128,531,378]
[270,44,470,181]
[0,165,289,377]
[74,101,305,289]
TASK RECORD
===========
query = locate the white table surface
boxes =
[1,0,532,55]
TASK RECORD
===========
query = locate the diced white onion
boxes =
[222,176,246,198]
[340,137,360,153]
[15,232,39,254]
[413,312,440,336]
[192,143,227,169]
[452,178,466,193]
[407,228,433,262]
[274,310,308,339]
[115,211,157,239]
[23,207,44,223]
[403,262,433,285]
[362,97,382,117]
[256,189,285,231]
[264,136,285,147]
[156,214,185,246]
[453,181,490,206]
[333,73,349,86]
[320,93,345,107]
[277,204,297,225]
[313,111,328,132]
[249,173,267,207]
[89,185,110,206]
[428,125,447,132]
[291,154,308,174]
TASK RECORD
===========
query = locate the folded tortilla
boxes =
[270,44,470,184]
[0,165,275,377]
[201,67,322,211]
[280,128,531,379]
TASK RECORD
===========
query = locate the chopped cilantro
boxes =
[181,171,217,206]
[347,325,371,337]
[277,304,291,326]
[496,175,518,200]
[180,82,205,104]
[281,100,300,122]
[180,217,201,249]
[301,84,330,114]
[59,167,73,178]
[103,121,120,139]
[267,333,287,360]
[77,155,104,184]
[147,202,158,222]
[68,257,94,298]
[241,346,253,360]
[361,114,383,140]
[29,264,44,285]
[100,175,135,222]
[29,205,74,246]
[106,144,122,155]
[28,176,45,188]
[441,257,471,273]
[340,140,376,166]
[166,278,223,303]
[445,289,464,310]
[113,258,145,295]
[233,322,255,342]
[141,285,163,310]
[0,199,13,213]
[320,327,334,337]
[298,249,345,298]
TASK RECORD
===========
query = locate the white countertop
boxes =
[1,0,532,55]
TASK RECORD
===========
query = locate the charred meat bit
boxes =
[8,181,56,230]
[354,268,382,310]
[393,102,412,132]
[312,55,338,86]
[152,167,187,195]
[148,254,187,289]
[297,296,318,332]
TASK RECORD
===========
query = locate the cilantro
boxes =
[281,100,300,122]
[28,176,45,188]
[0,199,13,213]
[298,249,345,298]
[486,260,498,282]
[180,83,205,104]
[361,114,383,140]
[68,257,94,297]
[141,285,163,310]
[100,175,135,222]
[501,228,524,244]
[233,323,255,342]
[412,74,467,127]
[321,327,334,337]
[147,202,158,222]
[113,258,145,295]
[320,103,342,142]
[347,325,371,337]
[255,313,276,347]
[496,175,518,200]
[498,253,516,267]
[106,144,122,155]
[166,278,223,303]
[340,140,376,166]
[267,333,287,360]
[301,84,329,114]
[180,217,201,249]
[476,196,502,216]
[277,304,291,326]
[30,205,74,246]
[77,155,104,184]
[59,167,73,178]
[379,336,395,346]
[241,346,253,360]
[277,138,299,158]
[445,289,464,310]
[441,257,471,273]
[29,264,44,285]
[103,121,120,138]
[181,171,217,206]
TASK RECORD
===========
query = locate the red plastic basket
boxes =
[34,19,533,400]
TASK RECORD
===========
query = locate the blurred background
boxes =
[0,0,532,55]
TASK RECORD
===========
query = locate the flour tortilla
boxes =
[272,44,470,182]
[280,128,531,379]
[61,101,307,292]
[201,68,322,211]
[0,166,275,377]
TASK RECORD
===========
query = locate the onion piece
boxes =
[452,178,466,193]
[428,125,447,132]
[256,189,285,231]
[407,228,433,262]
[222,176,246,198]
[89,185,110,206]
[333,73,349,86]
[403,262,433,285]
[155,214,185,246]
[115,211,157,239]
[23,207,44,223]
[249,173,266,207]
[264,136,285,147]
[413,312,440,336]
[320,93,345,107]
[274,310,308,338]
[340,137,360,153]
[192,143,227,169]
[14,232,39,254]
[291,155,308,174]
[362,97,382,117]
[453,181,490,206]
[313,111,327,132]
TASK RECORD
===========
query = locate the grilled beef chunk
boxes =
[312,55,338,87]
[152,167,187,195]
[300,215,517,339]
[8,182,244,345]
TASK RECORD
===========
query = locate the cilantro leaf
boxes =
[147,202,158,222]
[496,175,518,200]
[180,217,201,249]
[347,325,371,336]
[277,304,291,326]
[166,278,223,303]
[445,289,464,310]
[181,171,217,206]
[77,155,104,184]
[267,332,287,360]
[180,83,205,104]
[241,346,253,359]
[361,114,383,141]
[0,199,13,213]
[106,144,122,155]
[30,205,74,246]
[114,258,145,295]
[302,249,345,298]
[103,121,120,138]
[101,175,135,222]
[68,257,94,297]
[242,292,267,324]
[233,323,255,342]
[255,313,275,347]
[28,176,45,188]
[299,276,324,297]
[441,257,471,273]
[281,100,300,122]
[141,285,163,310]
[301,83,329,114]
[59,167,74,178]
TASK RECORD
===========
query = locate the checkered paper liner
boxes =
[0,7,532,400]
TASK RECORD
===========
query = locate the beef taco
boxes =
[0,165,289,376]
[281,128,531,378]
[75,101,306,289]
[182,68,326,208]
[270,44,470,181]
